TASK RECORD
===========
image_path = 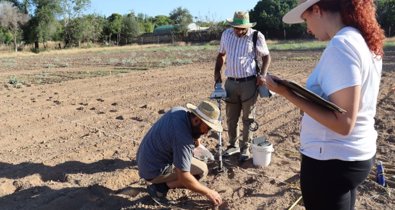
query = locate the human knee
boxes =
[193,164,208,180]
[198,164,209,179]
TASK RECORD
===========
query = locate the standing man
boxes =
[137,101,223,206]
[214,11,271,162]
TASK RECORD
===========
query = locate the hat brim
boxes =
[186,103,223,132]
[282,0,320,24]
[226,19,256,28]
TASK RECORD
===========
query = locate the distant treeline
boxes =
[0,0,394,52]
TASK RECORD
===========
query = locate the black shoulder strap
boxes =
[253,31,258,50]
[253,31,260,74]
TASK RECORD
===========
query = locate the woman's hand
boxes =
[263,75,291,96]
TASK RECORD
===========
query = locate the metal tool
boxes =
[210,83,227,173]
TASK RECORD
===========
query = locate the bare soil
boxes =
[0,45,394,210]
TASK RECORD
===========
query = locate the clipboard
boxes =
[275,79,347,113]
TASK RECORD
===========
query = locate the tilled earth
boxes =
[0,45,394,210]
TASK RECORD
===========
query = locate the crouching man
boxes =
[136,101,223,206]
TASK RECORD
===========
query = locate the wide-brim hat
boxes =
[186,101,223,132]
[283,0,320,24]
[226,11,256,28]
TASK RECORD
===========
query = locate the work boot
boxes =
[147,183,170,206]
[239,146,251,162]
[223,145,240,157]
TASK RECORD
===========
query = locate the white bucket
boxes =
[251,136,274,167]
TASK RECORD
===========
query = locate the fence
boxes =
[134,30,222,45]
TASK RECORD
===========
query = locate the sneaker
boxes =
[223,145,240,157]
[147,184,170,206]
[239,146,251,162]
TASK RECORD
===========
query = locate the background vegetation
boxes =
[0,0,394,52]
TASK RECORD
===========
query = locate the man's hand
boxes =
[194,138,200,147]
[256,74,265,86]
[205,189,223,206]
[172,168,222,206]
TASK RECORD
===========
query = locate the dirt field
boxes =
[0,44,394,210]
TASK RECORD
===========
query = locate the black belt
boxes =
[227,75,256,82]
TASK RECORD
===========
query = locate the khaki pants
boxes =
[149,157,208,184]
[224,78,258,149]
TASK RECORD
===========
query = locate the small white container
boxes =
[251,136,274,167]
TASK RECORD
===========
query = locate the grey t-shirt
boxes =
[137,107,194,179]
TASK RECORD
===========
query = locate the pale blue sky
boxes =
[87,0,259,22]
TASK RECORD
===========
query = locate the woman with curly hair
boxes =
[260,0,386,209]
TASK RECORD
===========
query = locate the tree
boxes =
[0,1,29,52]
[153,15,171,27]
[0,27,13,44]
[104,13,123,45]
[22,0,62,50]
[250,0,306,39]
[169,7,193,34]
[60,0,90,21]
[1,0,30,13]
[63,14,104,47]
[376,0,395,37]
[60,0,91,47]
[84,14,105,43]
[121,13,140,44]
[169,7,193,24]
[135,12,154,33]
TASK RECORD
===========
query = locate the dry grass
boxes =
[0,44,167,58]
[0,36,394,59]
[386,36,395,42]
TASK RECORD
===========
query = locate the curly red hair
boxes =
[316,0,385,56]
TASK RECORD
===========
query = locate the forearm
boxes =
[180,172,211,195]
[214,54,225,83]
[259,54,271,76]
[282,89,356,135]
[265,75,358,135]
[172,168,222,205]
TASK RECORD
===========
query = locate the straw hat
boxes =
[283,0,320,24]
[186,101,222,132]
[226,11,256,28]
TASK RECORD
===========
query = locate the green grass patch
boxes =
[268,40,327,51]
[384,40,395,48]
[269,39,395,51]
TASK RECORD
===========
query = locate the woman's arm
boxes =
[264,75,360,135]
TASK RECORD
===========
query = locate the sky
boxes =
[86,0,259,22]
